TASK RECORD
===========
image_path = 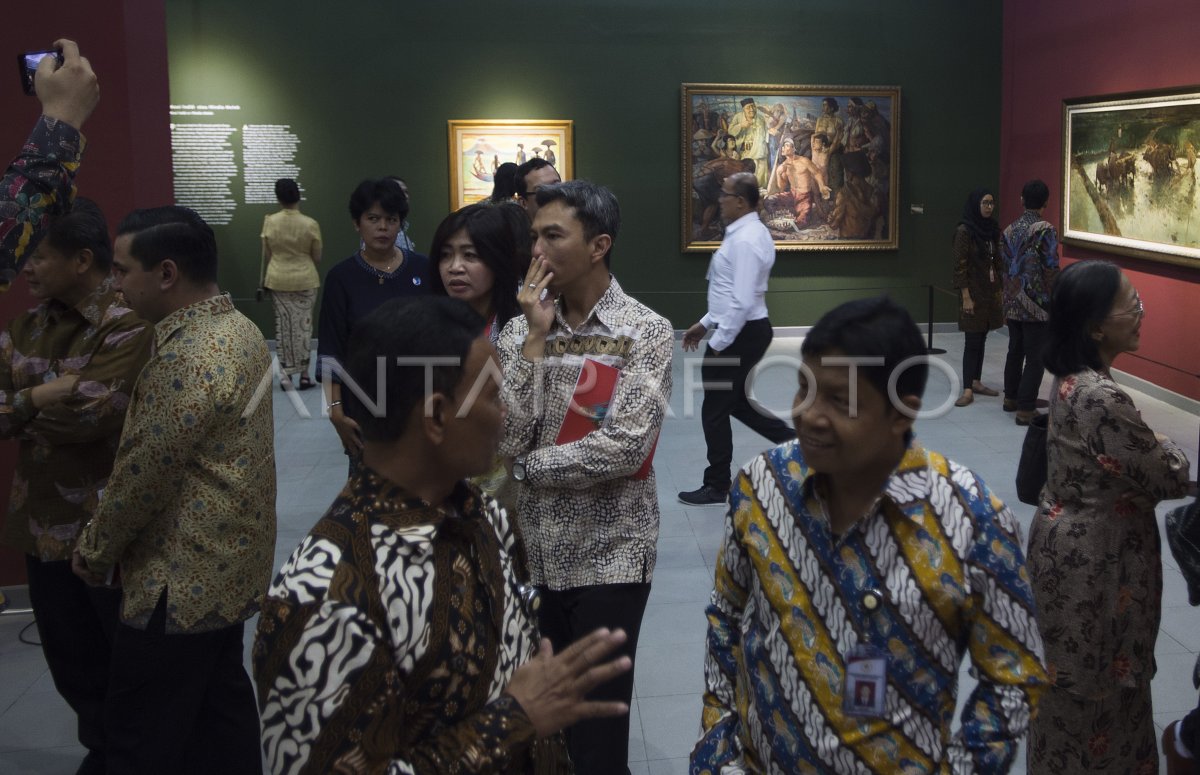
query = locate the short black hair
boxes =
[43,197,112,271]
[116,206,218,284]
[727,171,759,207]
[428,201,529,330]
[1021,179,1050,210]
[1043,260,1122,377]
[822,97,838,111]
[801,295,928,400]
[275,178,300,205]
[348,178,409,223]
[514,158,556,196]
[534,180,620,268]
[491,162,519,202]
[343,297,486,442]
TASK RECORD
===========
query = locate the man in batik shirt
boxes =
[1001,178,1059,426]
[1,39,98,290]
[0,198,151,775]
[500,180,673,775]
[73,206,276,775]
[254,297,632,774]
[692,296,1047,774]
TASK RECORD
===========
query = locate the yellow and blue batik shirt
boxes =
[692,439,1047,774]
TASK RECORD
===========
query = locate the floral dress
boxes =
[1026,368,1190,773]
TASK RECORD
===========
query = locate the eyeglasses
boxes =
[1110,294,1144,319]
[980,200,996,207]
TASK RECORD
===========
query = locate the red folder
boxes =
[554,358,658,480]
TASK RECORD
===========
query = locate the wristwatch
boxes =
[511,455,528,482]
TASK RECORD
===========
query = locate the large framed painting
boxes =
[1062,87,1200,268]
[681,83,900,252]
[447,119,573,211]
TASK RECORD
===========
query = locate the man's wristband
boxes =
[327,400,343,411]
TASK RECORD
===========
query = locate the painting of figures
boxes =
[681,83,900,252]
[1063,87,1200,268]
[447,120,572,210]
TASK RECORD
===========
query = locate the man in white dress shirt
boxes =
[679,172,794,507]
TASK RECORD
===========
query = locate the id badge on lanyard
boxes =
[843,585,888,719]
[843,642,888,718]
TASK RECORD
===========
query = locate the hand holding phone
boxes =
[18,48,63,96]
[20,39,99,130]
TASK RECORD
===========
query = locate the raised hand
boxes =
[36,39,99,130]
[518,258,556,361]
[503,628,632,739]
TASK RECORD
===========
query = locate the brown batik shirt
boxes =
[0,277,152,560]
[253,469,569,774]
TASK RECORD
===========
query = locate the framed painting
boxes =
[447,119,573,210]
[1062,86,1200,268]
[681,83,900,252]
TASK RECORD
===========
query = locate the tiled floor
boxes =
[1,327,1197,774]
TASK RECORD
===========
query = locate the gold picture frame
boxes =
[1062,86,1200,269]
[682,83,900,252]
[447,119,573,211]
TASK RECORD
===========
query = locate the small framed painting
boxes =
[447,119,573,210]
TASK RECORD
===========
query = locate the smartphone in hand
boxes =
[17,49,64,96]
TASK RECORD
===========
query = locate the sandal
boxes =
[298,375,315,391]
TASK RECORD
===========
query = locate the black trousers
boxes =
[537,582,651,775]
[962,330,988,385]
[25,555,121,772]
[104,592,261,775]
[1003,319,1048,411]
[701,318,795,490]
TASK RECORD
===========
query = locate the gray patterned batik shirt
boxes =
[499,278,673,590]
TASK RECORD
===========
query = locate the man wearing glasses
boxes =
[515,158,561,219]
[679,171,795,507]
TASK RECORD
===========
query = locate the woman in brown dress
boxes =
[1026,260,1191,773]
[952,188,1004,407]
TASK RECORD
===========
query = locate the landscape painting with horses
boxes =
[1063,87,1200,268]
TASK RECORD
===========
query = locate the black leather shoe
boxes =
[678,486,727,507]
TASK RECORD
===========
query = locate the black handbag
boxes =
[1015,413,1049,506]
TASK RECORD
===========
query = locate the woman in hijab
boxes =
[952,188,1004,406]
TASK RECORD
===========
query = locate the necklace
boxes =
[359,250,402,285]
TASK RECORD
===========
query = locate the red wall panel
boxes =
[1001,0,1200,400]
[0,0,173,585]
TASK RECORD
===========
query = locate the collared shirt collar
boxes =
[153,293,235,348]
[36,275,118,327]
[723,210,761,237]
[798,436,934,526]
[553,275,626,333]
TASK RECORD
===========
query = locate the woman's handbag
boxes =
[1015,413,1049,506]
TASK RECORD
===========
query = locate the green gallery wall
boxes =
[164,0,1003,333]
